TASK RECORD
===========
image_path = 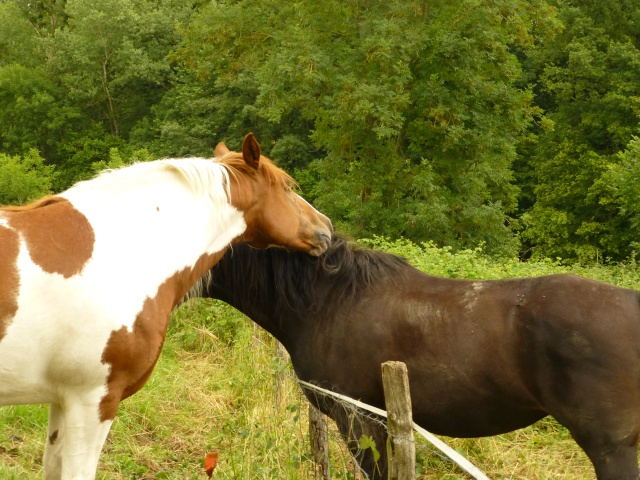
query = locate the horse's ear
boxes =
[215,142,230,157]
[242,133,261,170]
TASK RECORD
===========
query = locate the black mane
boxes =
[207,235,409,316]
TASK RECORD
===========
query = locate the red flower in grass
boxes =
[205,451,219,478]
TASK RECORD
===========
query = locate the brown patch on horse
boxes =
[98,250,226,422]
[216,143,307,247]
[4,196,95,278]
[0,224,20,341]
[49,430,59,445]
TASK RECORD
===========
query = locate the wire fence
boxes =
[296,376,490,480]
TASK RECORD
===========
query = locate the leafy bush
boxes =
[0,150,55,205]
[361,235,640,289]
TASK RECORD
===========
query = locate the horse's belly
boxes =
[412,389,547,438]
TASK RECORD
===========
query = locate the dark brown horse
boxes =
[196,236,640,480]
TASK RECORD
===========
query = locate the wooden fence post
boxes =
[309,404,331,480]
[382,361,415,480]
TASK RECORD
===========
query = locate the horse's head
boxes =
[216,133,332,256]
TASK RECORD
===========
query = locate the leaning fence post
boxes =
[382,361,415,480]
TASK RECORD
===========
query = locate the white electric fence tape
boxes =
[298,379,491,480]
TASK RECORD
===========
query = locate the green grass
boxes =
[3,241,640,479]
[0,301,362,479]
[0,302,600,480]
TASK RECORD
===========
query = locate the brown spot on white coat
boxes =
[0,223,20,341]
[4,196,95,278]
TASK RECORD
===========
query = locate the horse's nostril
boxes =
[317,230,331,244]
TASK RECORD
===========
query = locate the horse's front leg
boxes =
[342,413,388,480]
[43,403,64,480]
[318,398,388,479]
[56,392,115,480]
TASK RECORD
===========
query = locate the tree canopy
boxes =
[1,0,639,262]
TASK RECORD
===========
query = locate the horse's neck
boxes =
[207,281,298,347]
[61,178,247,301]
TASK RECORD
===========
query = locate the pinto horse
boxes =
[197,236,640,480]
[0,133,332,480]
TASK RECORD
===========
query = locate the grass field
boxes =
[0,301,602,480]
[2,239,640,479]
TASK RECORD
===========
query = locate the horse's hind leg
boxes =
[569,428,640,480]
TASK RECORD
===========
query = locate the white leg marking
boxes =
[43,404,64,480]
[58,394,114,480]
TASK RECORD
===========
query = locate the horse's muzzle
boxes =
[309,229,332,256]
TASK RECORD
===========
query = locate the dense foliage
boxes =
[1,0,639,262]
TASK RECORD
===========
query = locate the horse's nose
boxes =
[310,227,332,256]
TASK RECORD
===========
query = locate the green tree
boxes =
[52,0,193,138]
[0,1,46,67]
[0,0,196,189]
[521,0,640,261]
[599,135,640,253]
[173,0,556,255]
